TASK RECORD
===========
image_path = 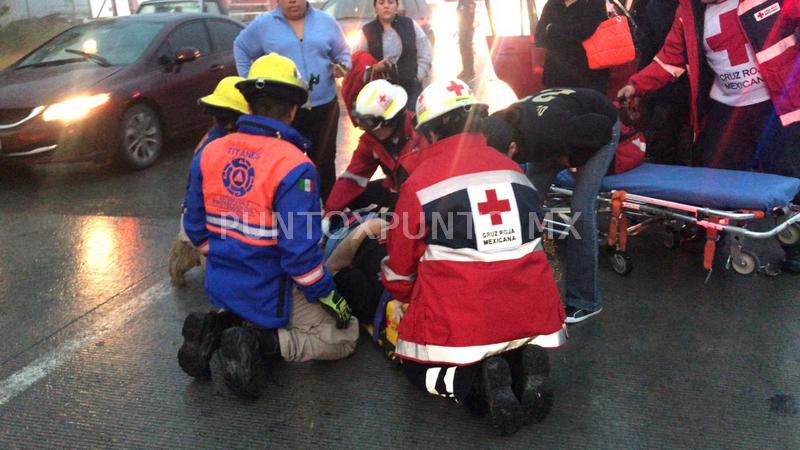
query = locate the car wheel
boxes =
[118,104,162,170]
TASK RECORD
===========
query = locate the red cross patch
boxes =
[446,80,467,96]
[477,189,512,225]
[706,9,749,66]
[377,94,390,107]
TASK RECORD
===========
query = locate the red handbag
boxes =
[582,0,636,70]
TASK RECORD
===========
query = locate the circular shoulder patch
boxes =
[222,158,255,197]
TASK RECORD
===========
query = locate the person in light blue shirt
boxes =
[234,0,352,200]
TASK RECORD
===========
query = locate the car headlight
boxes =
[345,30,362,50]
[42,93,110,123]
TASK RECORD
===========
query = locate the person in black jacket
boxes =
[535,0,610,94]
[482,88,620,324]
[631,0,692,165]
[357,0,433,109]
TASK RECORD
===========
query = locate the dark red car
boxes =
[0,13,242,169]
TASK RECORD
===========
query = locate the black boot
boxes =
[178,311,237,380]
[454,366,487,417]
[482,357,525,436]
[255,328,281,359]
[508,345,554,425]
[218,327,266,399]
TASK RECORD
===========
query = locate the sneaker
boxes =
[177,311,228,380]
[218,327,265,399]
[482,357,525,436]
[564,305,602,324]
[510,345,554,425]
[782,248,800,274]
[783,259,800,273]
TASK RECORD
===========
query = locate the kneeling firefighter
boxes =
[381,79,567,436]
[179,53,358,399]
[168,76,250,286]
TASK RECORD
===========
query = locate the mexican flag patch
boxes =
[297,178,314,192]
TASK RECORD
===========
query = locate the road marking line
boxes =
[0,279,172,406]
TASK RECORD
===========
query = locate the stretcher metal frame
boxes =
[543,186,800,281]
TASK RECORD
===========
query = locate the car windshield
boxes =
[138,1,203,13]
[321,0,372,19]
[322,0,422,19]
[15,21,165,68]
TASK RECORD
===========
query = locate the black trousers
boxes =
[401,348,539,417]
[699,100,791,172]
[293,98,340,201]
[348,179,398,212]
[458,2,475,79]
[333,237,387,324]
[402,360,482,402]
[643,97,694,166]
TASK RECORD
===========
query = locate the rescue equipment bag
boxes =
[608,123,646,174]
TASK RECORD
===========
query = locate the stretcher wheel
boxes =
[731,250,758,276]
[608,251,633,276]
[777,224,800,247]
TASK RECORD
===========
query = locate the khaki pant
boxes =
[278,287,359,362]
[178,215,190,242]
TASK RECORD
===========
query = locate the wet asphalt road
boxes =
[0,119,799,449]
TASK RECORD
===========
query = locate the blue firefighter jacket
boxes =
[183,115,334,328]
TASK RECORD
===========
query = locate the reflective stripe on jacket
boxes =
[381,133,566,365]
[630,0,800,138]
[325,111,424,212]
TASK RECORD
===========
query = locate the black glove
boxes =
[318,290,352,329]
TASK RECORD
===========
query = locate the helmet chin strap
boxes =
[378,112,409,153]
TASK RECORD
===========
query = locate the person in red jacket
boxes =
[617,0,800,272]
[325,79,425,214]
[381,79,567,436]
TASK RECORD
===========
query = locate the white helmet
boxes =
[415,79,483,129]
[353,79,408,130]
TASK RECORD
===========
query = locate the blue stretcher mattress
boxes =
[555,163,800,211]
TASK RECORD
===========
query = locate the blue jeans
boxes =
[526,120,620,312]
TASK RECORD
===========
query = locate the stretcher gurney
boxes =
[546,163,800,279]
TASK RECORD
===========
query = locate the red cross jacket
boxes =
[380,133,567,366]
[325,111,425,213]
[629,0,800,137]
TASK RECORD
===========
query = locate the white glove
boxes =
[321,216,331,237]
[391,300,407,324]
